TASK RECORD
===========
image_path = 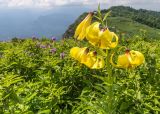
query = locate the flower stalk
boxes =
[69,4,145,113]
[106,49,114,114]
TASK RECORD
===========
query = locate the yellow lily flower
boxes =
[86,22,100,46]
[99,29,118,49]
[86,22,118,49]
[128,50,145,66]
[91,57,105,69]
[70,47,88,62]
[110,50,145,68]
[74,13,93,40]
[81,52,97,68]
[70,47,105,69]
[82,51,105,69]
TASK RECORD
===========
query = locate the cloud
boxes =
[7,0,33,7]
[0,0,159,9]
[0,0,75,8]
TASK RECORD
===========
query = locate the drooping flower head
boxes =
[32,35,37,41]
[51,36,56,42]
[110,49,145,69]
[86,22,118,49]
[74,12,93,40]
[70,47,88,62]
[60,52,65,59]
[40,45,46,49]
[46,43,51,48]
[70,47,105,69]
[50,48,57,54]
[36,42,41,48]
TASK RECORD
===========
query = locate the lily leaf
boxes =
[103,10,111,22]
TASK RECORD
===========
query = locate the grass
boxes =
[0,35,159,113]
[108,17,160,40]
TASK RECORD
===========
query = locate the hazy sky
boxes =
[0,0,159,40]
[0,0,160,11]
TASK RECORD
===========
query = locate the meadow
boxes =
[0,35,159,113]
[0,6,160,114]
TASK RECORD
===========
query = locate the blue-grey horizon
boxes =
[0,0,159,11]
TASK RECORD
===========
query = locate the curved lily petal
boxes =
[91,57,105,69]
[76,47,89,62]
[86,22,100,46]
[74,13,93,40]
[70,47,81,59]
[86,22,119,49]
[82,56,96,68]
[110,52,123,68]
[99,29,119,49]
[128,50,145,67]
[110,32,119,48]
[82,52,105,69]
[110,50,145,69]
[118,54,130,68]
[70,47,88,62]
[70,47,105,69]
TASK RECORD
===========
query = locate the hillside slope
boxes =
[63,6,160,39]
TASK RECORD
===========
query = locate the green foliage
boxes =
[63,6,160,40]
[0,35,159,113]
[71,37,160,114]
[109,6,160,29]
[94,4,111,28]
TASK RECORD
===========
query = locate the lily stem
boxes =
[106,49,114,114]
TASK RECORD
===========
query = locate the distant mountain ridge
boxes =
[105,6,160,29]
[0,6,90,40]
[0,6,160,40]
[63,6,160,39]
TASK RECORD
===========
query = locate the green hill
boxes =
[63,6,160,40]
[0,6,160,113]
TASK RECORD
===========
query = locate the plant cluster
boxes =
[0,5,159,114]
